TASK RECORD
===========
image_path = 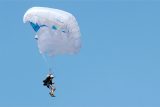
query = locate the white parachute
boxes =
[23,7,81,56]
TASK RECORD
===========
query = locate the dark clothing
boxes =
[43,76,53,88]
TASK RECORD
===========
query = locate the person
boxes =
[43,73,56,97]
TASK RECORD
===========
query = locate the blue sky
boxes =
[0,0,160,107]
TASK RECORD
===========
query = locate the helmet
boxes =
[50,74,54,78]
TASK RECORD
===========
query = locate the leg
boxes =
[49,85,56,97]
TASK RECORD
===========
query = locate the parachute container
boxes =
[23,7,81,56]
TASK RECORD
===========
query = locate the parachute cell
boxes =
[23,7,81,56]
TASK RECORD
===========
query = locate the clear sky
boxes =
[0,0,160,107]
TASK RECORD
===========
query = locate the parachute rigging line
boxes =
[42,54,50,69]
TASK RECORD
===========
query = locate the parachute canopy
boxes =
[23,7,81,56]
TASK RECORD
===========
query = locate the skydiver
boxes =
[43,73,56,97]
[34,35,38,40]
